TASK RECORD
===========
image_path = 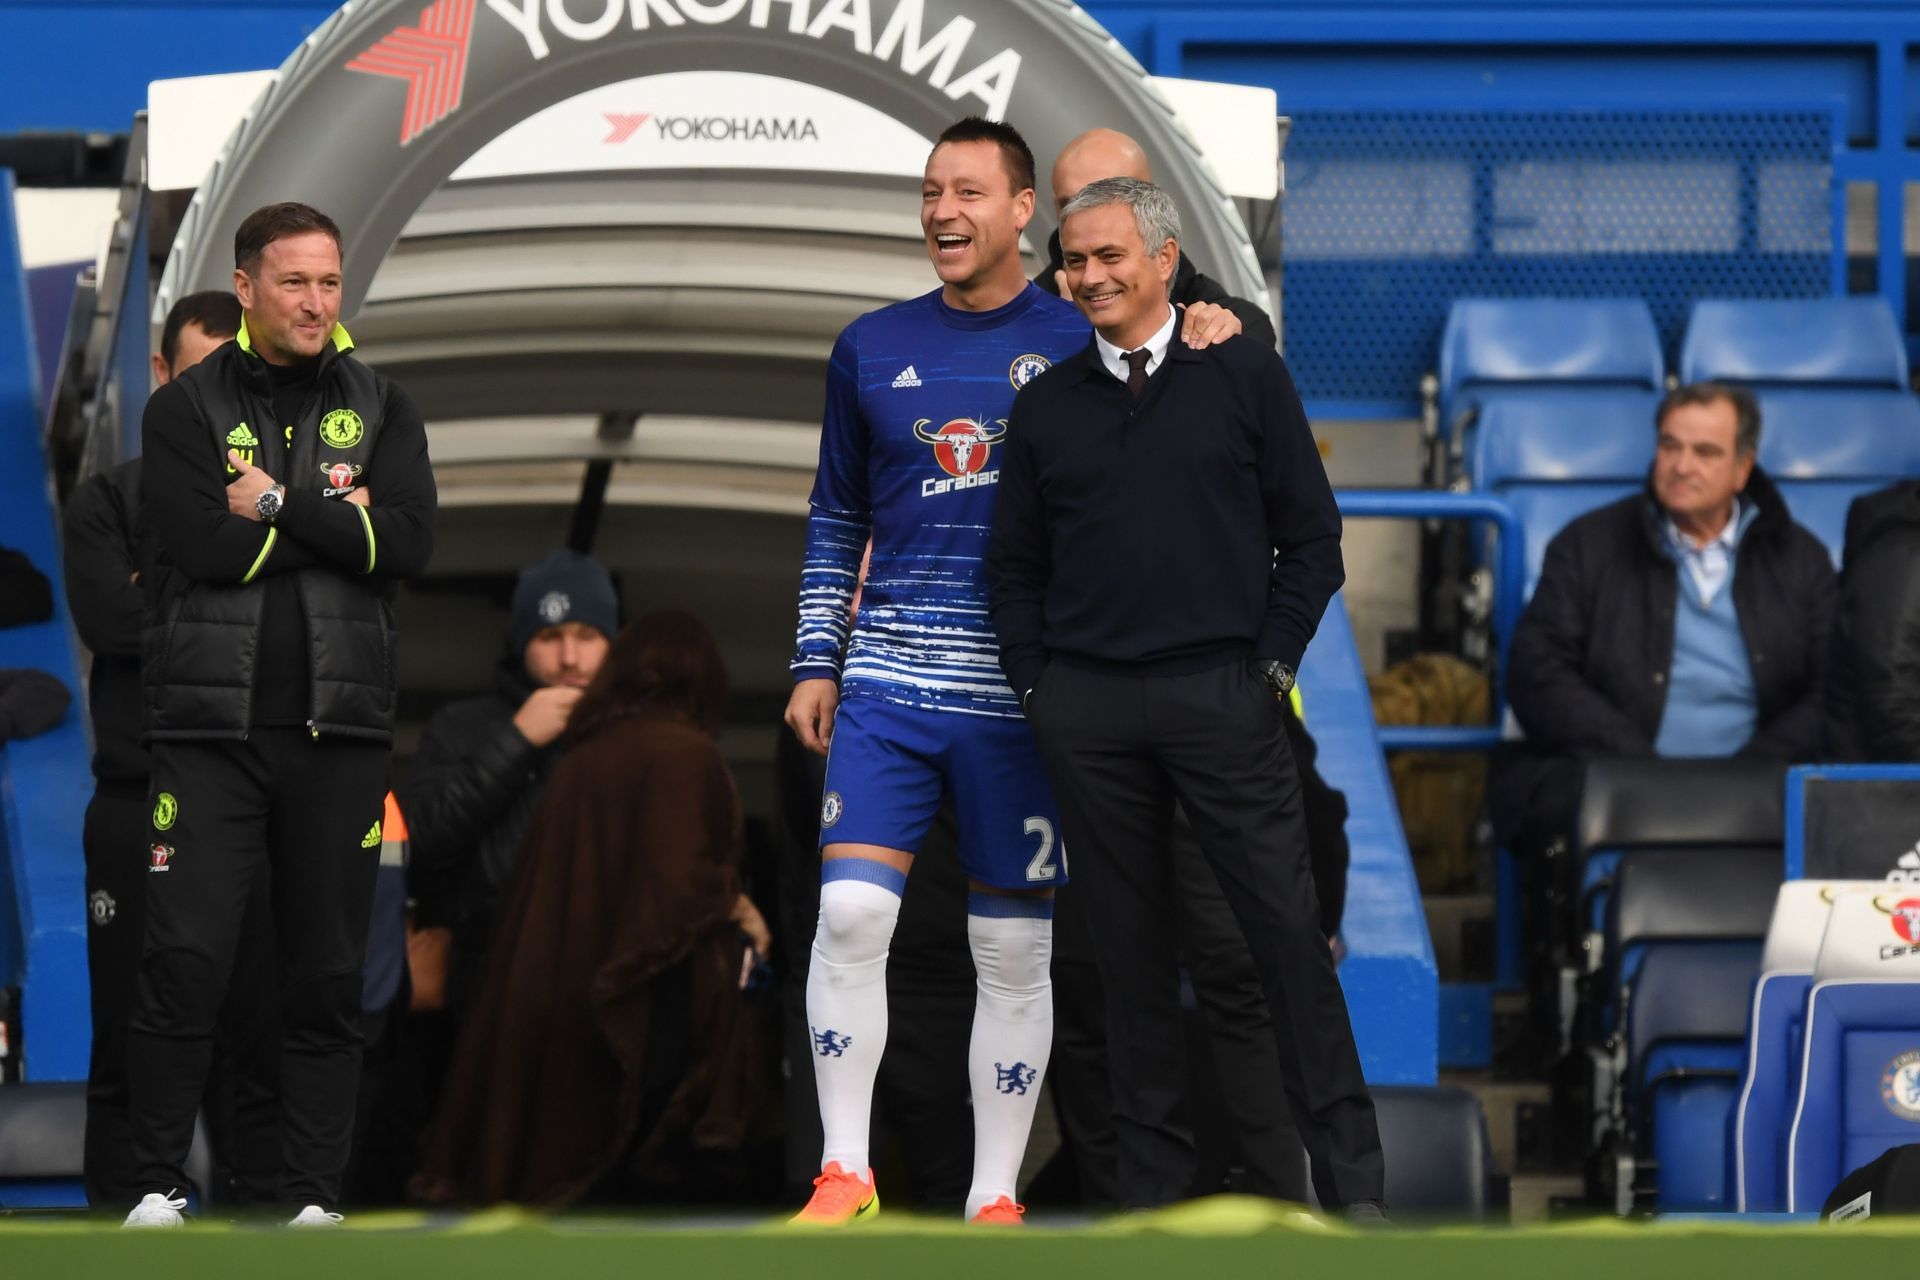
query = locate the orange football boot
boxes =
[969,1196,1026,1225]
[791,1162,879,1224]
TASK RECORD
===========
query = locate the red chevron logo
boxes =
[346,0,477,146]
[603,112,651,144]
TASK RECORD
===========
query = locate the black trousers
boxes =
[82,787,281,1209]
[126,730,386,1210]
[1049,822,1308,1205]
[1028,660,1384,1210]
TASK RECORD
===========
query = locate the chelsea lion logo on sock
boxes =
[813,1027,853,1058]
[994,1061,1036,1095]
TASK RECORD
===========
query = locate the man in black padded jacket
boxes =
[124,203,435,1228]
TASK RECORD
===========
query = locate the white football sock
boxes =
[964,897,1055,1218]
[807,868,904,1180]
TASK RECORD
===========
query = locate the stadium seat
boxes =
[1599,850,1778,1209]
[1625,940,1764,1211]
[1732,881,1883,1212]
[1470,393,1660,489]
[1574,758,1787,934]
[1680,299,1910,389]
[1370,1085,1507,1217]
[1604,847,1781,999]
[1775,479,1887,569]
[0,1082,214,1210]
[1785,890,1920,1211]
[1440,298,1665,442]
[1681,299,1920,567]
[1750,390,1920,481]
[1469,393,1657,599]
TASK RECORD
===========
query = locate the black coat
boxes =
[397,661,562,1016]
[1033,228,1277,349]
[1825,480,1920,761]
[1508,467,1836,763]
[62,460,153,789]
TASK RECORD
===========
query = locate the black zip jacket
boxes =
[397,660,561,1016]
[988,317,1343,698]
[0,545,53,629]
[1825,479,1920,761]
[140,322,436,741]
[62,459,153,789]
[1033,227,1278,349]
[1508,467,1835,761]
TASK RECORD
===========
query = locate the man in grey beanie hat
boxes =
[397,549,619,1027]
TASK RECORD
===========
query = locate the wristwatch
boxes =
[1253,659,1296,698]
[255,483,285,523]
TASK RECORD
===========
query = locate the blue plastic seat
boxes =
[1777,479,1885,569]
[1470,392,1660,489]
[1752,390,1920,481]
[1504,483,1639,603]
[1681,299,1910,389]
[1627,940,1765,1211]
[1441,298,1665,435]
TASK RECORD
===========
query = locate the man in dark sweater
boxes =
[1023,124,1339,1206]
[124,203,435,1227]
[64,290,283,1210]
[987,177,1384,1218]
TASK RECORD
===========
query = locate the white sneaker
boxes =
[123,1191,187,1228]
[286,1205,344,1228]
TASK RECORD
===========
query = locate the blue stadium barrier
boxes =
[1335,489,1522,754]
[0,170,92,1082]
[1297,591,1437,1085]
[1330,490,1524,1066]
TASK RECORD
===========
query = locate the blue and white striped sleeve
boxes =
[791,326,871,684]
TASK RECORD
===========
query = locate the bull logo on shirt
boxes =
[914,418,1007,497]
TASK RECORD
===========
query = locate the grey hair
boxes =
[1060,176,1182,256]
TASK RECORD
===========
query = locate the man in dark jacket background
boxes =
[399,549,618,1024]
[124,202,435,1227]
[1494,383,1837,859]
[1826,480,1920,761]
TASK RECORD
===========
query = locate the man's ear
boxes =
[1012,186,1035,231]
[151,353,170,386]
[1157,236,1180,284]
[232,268,253,311]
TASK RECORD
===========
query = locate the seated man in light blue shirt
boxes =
[1494,383,1837,856]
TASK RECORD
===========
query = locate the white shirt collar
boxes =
[1095,303,1177,384]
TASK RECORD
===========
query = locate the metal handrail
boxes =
[1334,488,1523,754]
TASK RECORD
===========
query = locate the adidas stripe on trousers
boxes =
[126,729,386,1210]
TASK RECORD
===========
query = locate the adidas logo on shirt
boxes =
[892,366,923,389]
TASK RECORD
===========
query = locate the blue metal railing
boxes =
[1333,488,1523,754]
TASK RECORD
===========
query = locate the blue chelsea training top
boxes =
[791,283,1089,718]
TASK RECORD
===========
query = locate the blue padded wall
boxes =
[0,170,92,1081]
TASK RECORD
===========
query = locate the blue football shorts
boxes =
[818,695,1068,890]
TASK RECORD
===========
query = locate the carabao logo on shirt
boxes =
[914,417,1007,498]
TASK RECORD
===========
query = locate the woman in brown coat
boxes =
[412,609,771,1206]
